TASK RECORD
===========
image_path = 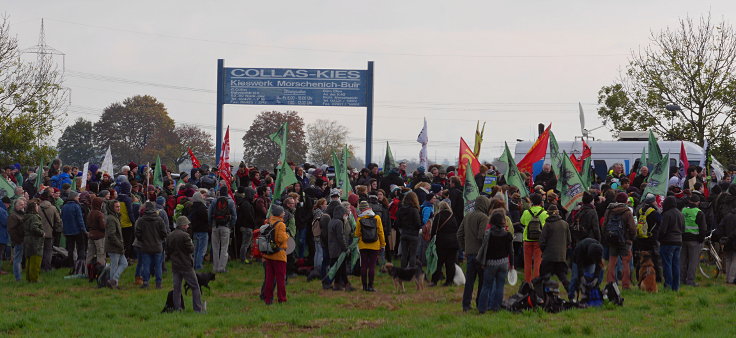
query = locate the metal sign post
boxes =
[215,60,374,165]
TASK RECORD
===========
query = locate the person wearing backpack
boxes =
[658,196,684,291]
[355,201,386,292]
[603,192,637,289]
[634,194,662,282]
[208,187,237,273]
[262,205,289,304]
[680,195,707,286]
[520,194,549,283]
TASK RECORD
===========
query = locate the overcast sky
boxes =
[5,1,734,166]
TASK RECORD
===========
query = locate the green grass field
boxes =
[1,258,736,337]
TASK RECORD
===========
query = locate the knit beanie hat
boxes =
[616,192,629,203]
[358,200,371,211]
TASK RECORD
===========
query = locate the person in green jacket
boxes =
[23,200,44,282]
[520,194,549,283]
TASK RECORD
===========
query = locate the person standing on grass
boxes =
[718,207,736,284]
[457,195,491,312]
[396,192,422,269]
[658,196,684,291]
[680,195,707,286]
[38,190,61,271]
[23,200,44,283]
[430,201,459,286]
[167,216,204,312]
[105,200,127,289]
[208,186,237,273]
[328,205,354,291]
[86,197,107,267]
[0,197,10,276]
[520,193,548,283]
[603,192,636,289]
[7,198,26,281]
[355,201,385,292]
[535,205,571,292]
[135,201,168,289]
[476,212,514,313]
[61,192,87,267]
[262,205,289,304]
[188,192,210,270]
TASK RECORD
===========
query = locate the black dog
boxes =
[161,290,185,313]
[184,272,216,294]
[380,263,425,292]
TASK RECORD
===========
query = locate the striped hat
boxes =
[358,200,371,211]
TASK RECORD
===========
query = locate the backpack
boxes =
[604,212,626,246]
[311,218,322,238]
[569,208,586,243]
[526,209,544,241]
[213,197,231,226]
[257,222,280,255]
[604,282,624,306]
[359,217,379,243]
[637,207,655,239]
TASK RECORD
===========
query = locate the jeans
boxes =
[400,236,419,268]
[65,233,86,266]
[42,238,53,271]
[109,252,128,282]
[193,232,208,270]
[313,238,323,271]
[723,250,736,284]
[240,228,253,261]
[12,244,23,281]
[139,252,162,284]
[417,237,428,266]
[568,263,597,300]
[211,226,231,272]
[296,228,307,259]
[660,245,681,291]
[462,254,484,310]
[478,260,508,313]
[680,241,702,285]
[173,269,203,312]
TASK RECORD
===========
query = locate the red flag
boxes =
[457,137,481,185]
[517,124,551,173]
[218,126,234,199]
[570,153,583,172]
[679,141,689,178]
[188,148,201,168]
[581,140,591,160]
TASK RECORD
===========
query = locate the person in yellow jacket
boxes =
[262,205,290,305]
[355,201,386,292]
[519,193,549,283]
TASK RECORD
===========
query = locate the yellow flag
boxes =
[473,121,485,157]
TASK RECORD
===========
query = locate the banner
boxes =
[462,157,480,214]
[80,162,89,191]
[417,118,428,170]
[642,153,670,198]
[499,142,529,198]
[457,137,480,185]
[269,123,297,198]
[473,121,485,157]
[101,146,114,176]
[153,155,164,188]
[647,130,663,168]
[517,124,551,174]
[383,141,396,177]
[678,141,689,179]
[188,148,201,168]
[559,151,586,210]
[482,175,498,195]
[218,126,234,198]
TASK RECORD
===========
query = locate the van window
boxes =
[593,160,608,183]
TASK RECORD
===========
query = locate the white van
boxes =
[513,139,713,181]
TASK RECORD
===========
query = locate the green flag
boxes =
[383,141,396,177]
[340,145,352,200]
[647,130,662,167]
[35,159,44,191]
[559,151,586,210]
[642,153,670,198]
[637,148,647,174]
[153,155,163,188]
[499,142,529,198]
[270,122,298,197]
[0,175,15,198]
[549,131,563,192]
[462,158,480,214]
[581,156,592,190]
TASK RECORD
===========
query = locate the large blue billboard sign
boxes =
[222,67,368,107]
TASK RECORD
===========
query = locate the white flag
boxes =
[80,162,89,190]
[101,146,114,176]
[699,139,708,168]
[417,118,428,169]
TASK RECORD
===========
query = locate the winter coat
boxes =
[476,223,514,268]
[39,200,62,239]
[328,206,350,258]
[208,196,237,228]
[571,204,601,242]
[448,187,464,225]
[396,204,422,239]
[166,227,195,271]
[602,202,637,247]
[8,209,25,245]
[188,200,210,233]
[657,196,684,246]
[134,207,168,254]
[457,196,491,255]
[61,200,87,236]
[263,215,289,262]
[104,201,124,255]
[254,196,270,227]
[23,212,44,257]
[430,209,459,250]
[539,214,571,263]
[86,197,107,240]
[534,170,557,192]
[520,205,549,242]
[355,210,386,251]
[235,190,256,230]
[715,190,736,225]
[717,211,736,251]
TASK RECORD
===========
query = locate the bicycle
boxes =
[699,229,722,279]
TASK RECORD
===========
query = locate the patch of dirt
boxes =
[229,318,386,336]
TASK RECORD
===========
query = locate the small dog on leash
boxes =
[638,252,658,293]
[185,272,216,294]
[380,263,424,292]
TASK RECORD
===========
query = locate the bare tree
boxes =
[306,119,354,165]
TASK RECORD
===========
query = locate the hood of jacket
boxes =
[191,192,205,204]
[243,187,256,201]
[474,195,491,214]
[606,202,629,214]
[358,209,375,218]
[104,200,119,217]
[91,197,104,211]
[662,196,678,212]
[332,205,347,221]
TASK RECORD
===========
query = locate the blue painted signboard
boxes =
[222,67,368,107]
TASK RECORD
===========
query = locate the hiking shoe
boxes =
[134,276,143,285]
[155,281,162,289]
[366,287,377,292]
[140,283,149,289]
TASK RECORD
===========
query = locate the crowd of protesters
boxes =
[2,157,736,313]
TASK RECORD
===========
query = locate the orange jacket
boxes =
[263,215,289,262]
